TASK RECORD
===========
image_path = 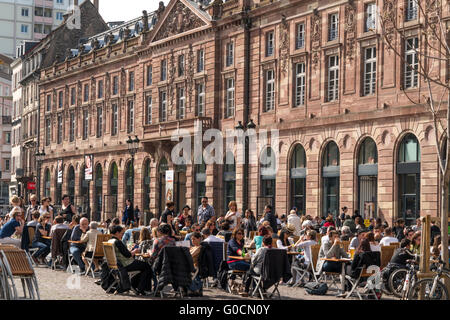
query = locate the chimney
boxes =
[93,0,99,11]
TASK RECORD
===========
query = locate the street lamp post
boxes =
[126,136,140,204]
[235,119,256,213]
[35,150,46,200]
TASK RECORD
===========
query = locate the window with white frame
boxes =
[112,103,118,136]
[406,0,418,21]
[127,100,134,133]
[266,31,274,57]
[161,59,167,81]
[177,87,185,120]
[21,25,28,33]
[160,90,167,122]
[226,42,234,67]
[404,37,419,88]
[365,3,376,32]
[22,8,29,16]
[328,13,339,41]
[178,55,185,77]
[57,114,63,144]
[146,96,152,124]
[197,83,205,116]
[226,78,235,118]
[265,69,275,111]
[363,47,377,95]
[97,106,103,137]
[82,109,89,140]
[197,49,204,72]
[296,23,305,49]
[295,62,306,107]
[327,55,339,101]
[69,111,75,142]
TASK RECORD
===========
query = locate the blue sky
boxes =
[99,0,170,23]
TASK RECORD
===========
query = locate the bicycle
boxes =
[388,259,419,299]
[407,261,450,300]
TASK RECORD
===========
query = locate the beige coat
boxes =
[81,229,102,252]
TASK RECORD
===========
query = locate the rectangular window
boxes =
[58,91,63,108]
[57,114,63,144]
[177,87,185,120]
[161,59,167,81]
[328,13,339,41]
[82,109,89,140]
[5,159,10,172]
[295,63,306,107]
[295,23,305,49]
[365,3,376,32]
[112,104,118,136]
[22,8,29,16]
[327,55,339,101]
[178,55,185,77]
[6,132,11,144]
[146,96,152,124]
[226,78,235,118]
[70,87,75,105]
[98,80,103,99]
[127,100,134,133]
[266,31,274,57]
[21,25,28,33]
[112,76,119,95]
[197,83,205,117]
[147,65,152,86]
[83,83,89,102]
[404,37,419,89]
[46,94,51,111]
[160,91,167,122]
[406,0,418,21]
[226,42,234,67]
[265,70,275,111]
[56,12,63,20]
[69,111,75,142]
[364,47,377,95]
[128,71,134,91]
[45,118,51,145]
[197,49,205,72]
[97,107,103,137]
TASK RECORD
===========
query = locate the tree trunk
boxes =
[441,176,449,291]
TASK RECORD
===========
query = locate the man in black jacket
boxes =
[263,205,277,235]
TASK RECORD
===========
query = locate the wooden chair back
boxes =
[316,233,324,244]
[249,231,257,240]
[28,227,36,246]
[93,234,112,258]
[380,245,397,269]
[310,244,321,272]
[341,240,350,253]
[102,242,118,270]
[0,245,19,251]
[1,250,34,276]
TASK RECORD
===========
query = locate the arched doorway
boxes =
[44,168,51,197]
[158,158,169,216]
[223,151,236,214]
[107,162,118,219]
[397,133,420,226]
[125,160,134,202]
[322,141,340,218]
[260,146,276,213]
[94,164,103,221]
[290,144,306,215]
[142,159,151,214]
[358,138,378,219]
[174,161,186,214]
[67,166,75,204]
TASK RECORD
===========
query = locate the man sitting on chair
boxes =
[109,225,153,295]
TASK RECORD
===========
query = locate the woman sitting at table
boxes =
[31,213,52,265]
[276,225,295,250]
[350,238,380,279]
[250,225,269,250]
[137,227,153,254]
[316,230,349,274]
[365,232,381,252]
[188,232,203,296]
[80,221,102,272]
[227,228,250,271]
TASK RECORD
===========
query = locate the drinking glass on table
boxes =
[349,248,355,259]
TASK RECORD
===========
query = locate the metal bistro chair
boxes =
[0,247,40,300]
[0,244,17,299]
[85,234,112,278]
[345,266,379,300]
[102,241,140,295]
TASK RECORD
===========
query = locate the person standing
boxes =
[224,201,241,230]
[134,206,141,225]
[197,197,215,225]
[160,201,175,223]
[263,205,277,236]
[39,198,54,219]
[287,209,301,236]
[242,209,257,238]
[122,199,135,226]
[25,195,39,223]
[61,195,77,224]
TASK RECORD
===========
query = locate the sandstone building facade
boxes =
[38,0,448,225]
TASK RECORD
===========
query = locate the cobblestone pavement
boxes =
[11,266,397,300]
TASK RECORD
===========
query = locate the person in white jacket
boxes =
[287,210,301,236]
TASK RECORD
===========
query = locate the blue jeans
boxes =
[189,274,203,292]
[322,261,342,273]
[31,240,50,259]
[69,246,86,272]
[228,261,250,271]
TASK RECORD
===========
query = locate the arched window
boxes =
[358,138,378,219]
[397,133,420,225]
[44,168,51,197]
[95,164,103,221]
[108,162,118,216]
[125,160,134,202]
[260,147,276,213]
[175,160,186,214]
[143,159,151,213]
[79,164,89,212]
[158,157,168,215]
[224,152,236,214]
[195,159,206,212]
[67,166,75,204]
[290,144,306,214]
[322,141,340,218]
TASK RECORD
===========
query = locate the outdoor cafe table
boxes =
[42,236,51,240]
[320,257,352,294]
[228,256,251,261]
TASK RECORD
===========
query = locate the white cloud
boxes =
[99,0,170,23]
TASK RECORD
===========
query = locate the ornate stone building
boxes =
[38,0,448,225]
